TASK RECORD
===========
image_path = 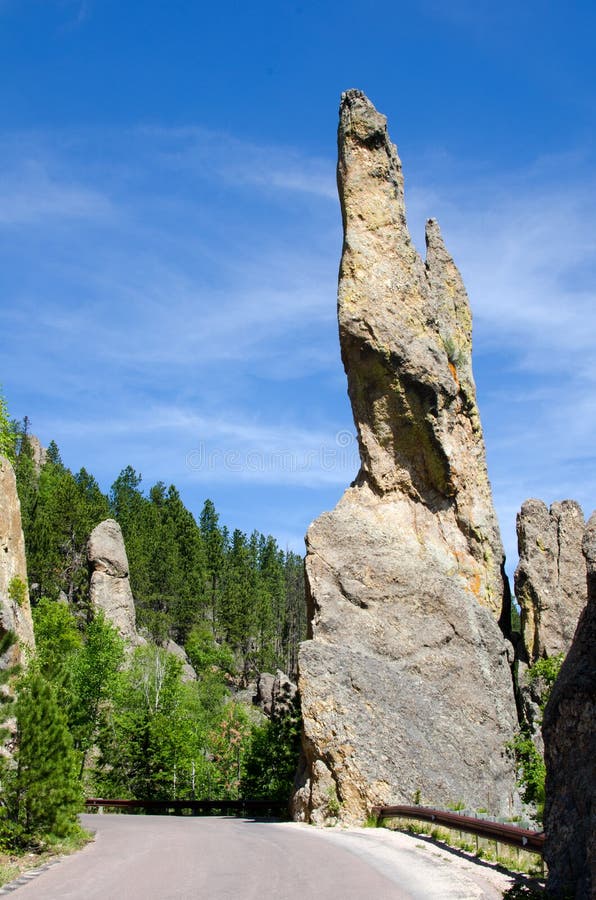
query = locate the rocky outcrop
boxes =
[255,670,297,718]
[514,500,587,748]
[87,519,140,644]
[163,639,197,683]
[0,456,35,667]
[515,499,586,664]
[293,90,519,824]
[542,512,596,900]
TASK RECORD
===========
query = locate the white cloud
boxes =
[38,405,359,488]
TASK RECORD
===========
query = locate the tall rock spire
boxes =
[292,91,519,824]
[337,89,504,615]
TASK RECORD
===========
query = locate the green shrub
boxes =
[241,703,301,803]
[326,785,341,818]
[511,653,564,821]
[8,576,27,608]
[0,389,16,463]
[511,729,546,818]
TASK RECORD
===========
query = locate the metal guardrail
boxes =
[85,798,288,817]
[371,804,545,854]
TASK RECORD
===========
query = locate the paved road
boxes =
[8,815,513,899]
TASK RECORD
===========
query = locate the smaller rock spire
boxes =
[87,519,140,644]
[515,499,586,663]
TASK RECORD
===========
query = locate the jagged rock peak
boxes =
[543,511,595,899]
[515,498,586,663]
[0,456,35,666]
[27,435,46,474]
[293,93,518,825]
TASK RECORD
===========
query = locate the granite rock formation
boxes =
[542,512,596,900]
[163,638,197,683]
[0,456,35,667]
[514,499,587,747]
[293,90,519,824]
[515,499,586,664]
[27,435,47,475]
[87,519,141,645]
[255,670,297,718]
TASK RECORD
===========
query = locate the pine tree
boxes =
[45,440,62,467]
[257,535,285,670]
[199,500,225,635]
[164,485,207,643]
[6,673,82,840]
[284,551,306,677]
[219,529,253,651]
[24,452,109,605]
[0,631,19,743]
[14,429,37,538]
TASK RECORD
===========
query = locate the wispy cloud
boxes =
[39,405,359,488]
[139,125,337,200]
[0,160,113,225]
[454,190,595,373]
[0,124,339,407]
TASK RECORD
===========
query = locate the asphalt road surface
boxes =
[8,814,514,899]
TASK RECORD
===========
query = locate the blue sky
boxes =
[1,1,595,578]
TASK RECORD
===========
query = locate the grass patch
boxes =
[0,825,92,888]
[381,816,545,878]
[0,860,20,885]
